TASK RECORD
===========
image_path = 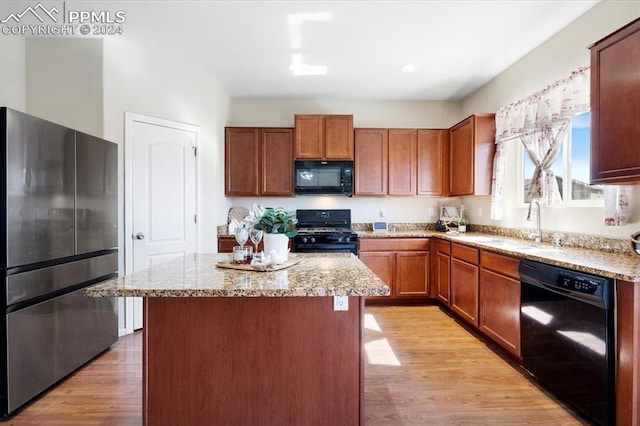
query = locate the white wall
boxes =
[462,1,640,116]
[228,196,442,225]
[26,38,103,136]
[102,38,231,254]
[460,0,640,239]
[231,99,461,128]
[228,99,460,223]
[3,36,232,254]
[0,35,26,111]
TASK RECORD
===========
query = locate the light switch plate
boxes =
[333,296,348,311]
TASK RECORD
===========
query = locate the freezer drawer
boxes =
[6,253,117,307]
[5,286,117,414]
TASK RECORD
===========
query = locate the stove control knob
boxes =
[337,236,344,243]
[345,236,351,243]
[310,237,316,243]
[302,237,308,243]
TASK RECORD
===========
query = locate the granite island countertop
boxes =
[358,230,640,282]
[85,253,390,298]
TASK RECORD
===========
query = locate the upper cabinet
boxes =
[354,128,388,196]
[388,129,417,195]
[417,129,449,196]
[225,127,294,197]
[294,114,354,160]
[449,114,495,196]
[354,128,448,197]
[355,128,414,196]
[590,18,640,184]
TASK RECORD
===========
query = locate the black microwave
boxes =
[294,161,353,196]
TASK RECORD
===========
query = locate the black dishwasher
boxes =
[520,259,615,426]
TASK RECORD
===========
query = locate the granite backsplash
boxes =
[351,222,635,256]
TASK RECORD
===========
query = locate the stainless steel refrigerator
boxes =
[0,107,118,416]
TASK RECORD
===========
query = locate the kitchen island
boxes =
[86,253,389,426]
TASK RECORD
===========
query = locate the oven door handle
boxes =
[295,243,356,248]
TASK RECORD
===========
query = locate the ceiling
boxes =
[91,0,599,100]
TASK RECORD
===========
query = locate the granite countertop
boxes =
[85,253,390,298]
[358,230,640,282]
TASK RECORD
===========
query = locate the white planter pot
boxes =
[458,225,467,233]
[263,233,289,264]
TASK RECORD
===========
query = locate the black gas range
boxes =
[293,209,358,255]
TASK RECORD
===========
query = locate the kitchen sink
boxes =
[455,235,501,243]
[488,241,536,250]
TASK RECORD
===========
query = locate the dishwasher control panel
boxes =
[557,274,602,294]
[520,259,614,312]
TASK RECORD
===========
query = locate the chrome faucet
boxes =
[527,199,542,243]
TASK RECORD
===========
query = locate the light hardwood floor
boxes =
[6,305,583,425]
[363,306,583,425]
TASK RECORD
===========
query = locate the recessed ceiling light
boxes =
[288,12,333,49]
[401,64,417,73]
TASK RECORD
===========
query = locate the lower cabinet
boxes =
[358,251,395,287]
[447,242,522,358]
[479,250,521,357]
[434,239,451,305]
[450,243,480,326]
[359,238,430,301]
[396,251,430,296]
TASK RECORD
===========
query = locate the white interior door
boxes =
[124,113,199,333]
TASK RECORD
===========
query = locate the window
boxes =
[522,111,603,204]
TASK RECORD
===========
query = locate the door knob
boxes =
[135,232,145,240]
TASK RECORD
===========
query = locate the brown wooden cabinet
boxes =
[354,129,449,196]
[434,239,451,305]
[359,238,429,301]
[615,279,640,425]
[358,251,395,288]
[396,251,429,296]
[354,128,388,196]
[388,129,417,195]
[355,128,445,197]
[261,129,295,195]
[479,250,521,357]
[449,114,495,196]
[144,296,364,425]
[225,127,294,197]
[418,129,449,196]
[225,127,259,196]
[590,18,640,184]
[294,114,354,160]
[450,243,480,326]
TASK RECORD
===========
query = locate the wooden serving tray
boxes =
[216,258,300,272]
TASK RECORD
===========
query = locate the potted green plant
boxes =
[251,205,298,263]
[455,218,469,233]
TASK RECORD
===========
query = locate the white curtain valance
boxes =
[490,67,590,219]
[495,67,590,143]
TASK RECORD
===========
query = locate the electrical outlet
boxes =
[477,207,483,217]
[333,296,348,311]
[428,207,435,218]
[379,208,386,218]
